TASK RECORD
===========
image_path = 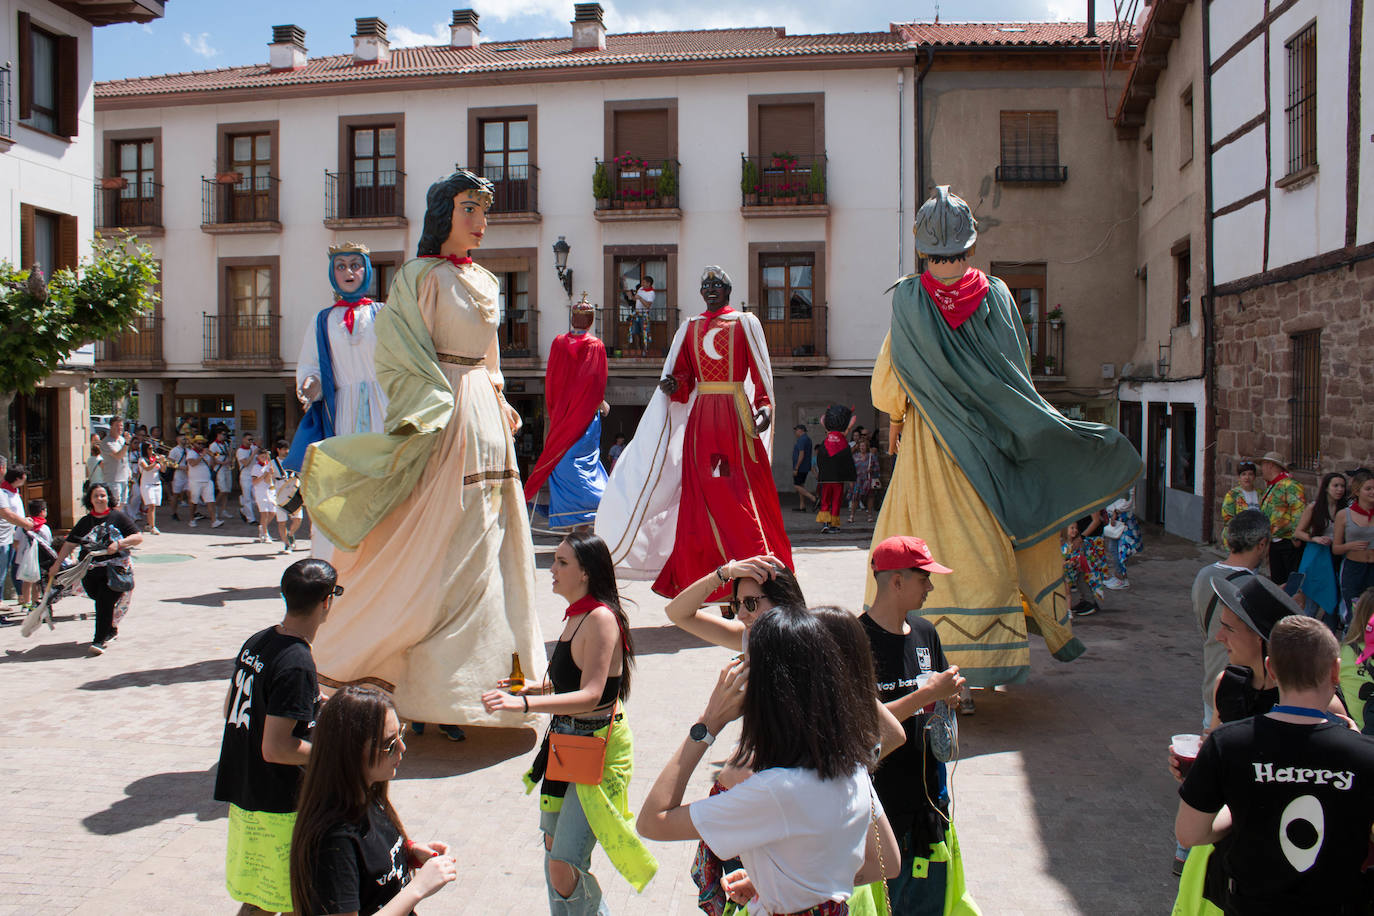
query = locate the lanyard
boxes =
[1269,705,1334,721]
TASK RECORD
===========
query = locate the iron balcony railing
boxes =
[95,180,163,229]
[202,175,281,225]
[594,157,681,210]
[95,314,163,366]
[1023,319,1067,377]
[594,305,680,359]
[0,63,11,139]
[202,312,281,366]
[743,303,829,359]
[995,164,1069,183]
[324,169,406,220]
[497,307,538,359]
[740,154,827,206]
[482,163,539,214]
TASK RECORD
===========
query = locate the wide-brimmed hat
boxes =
[1259,451,1287,469]
[1212,574,1301,641]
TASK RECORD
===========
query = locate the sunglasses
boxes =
[723,595,767,620]
[330,584,345,597]
[381,723,407,756]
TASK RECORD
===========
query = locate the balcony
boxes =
[740,154,828,218]
[94,179,163,235]
[1024,320,1066,380]
[202,313,282,368]
[593,157,681,222]
[201,175,282,233]
[995,164,1068,183]
[497,307,539,365]
[594,305,681,363]
[483,164,541,224]
[95,314,164,370]
[743,303,829,367]
[0,63,12,150]
[324,169,407,229]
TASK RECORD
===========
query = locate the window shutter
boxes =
[758,104,816,159]
[612,109,671,161]
[58,214,79,270]
[19,204,34,269]
[17,12,32,121]
[56,35,78,138]
[474,255,530,274]
[1000,111,1059,167]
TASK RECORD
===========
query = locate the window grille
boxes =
[1285,23,1318,175]
[1290,330,1321,469]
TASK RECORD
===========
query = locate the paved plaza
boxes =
[0,514,1214,915]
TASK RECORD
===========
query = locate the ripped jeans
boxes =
[539,717,611,915]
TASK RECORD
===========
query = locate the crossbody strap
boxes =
[1203,569,1254,634]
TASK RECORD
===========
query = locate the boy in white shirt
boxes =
[250,449,276,543]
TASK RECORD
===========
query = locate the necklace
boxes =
[278,624,312,646]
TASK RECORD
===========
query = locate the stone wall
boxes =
[1212,257,1374,526]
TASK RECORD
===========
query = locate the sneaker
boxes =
[286,534,295,551]
[212,519,225,528]
[1172,855,1187,877]
[438,724,466,742]
[87,642,106,656]
[188,519,198,528]
[280,545,290,554]
[150,527,161,535]
[193,512,206,520]
[1103,577,1124,590]
[1076,602,1100,617]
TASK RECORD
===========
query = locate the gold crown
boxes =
[572,292,595,312]
[328,240,371,256]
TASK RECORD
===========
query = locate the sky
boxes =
[92,0,1107,81]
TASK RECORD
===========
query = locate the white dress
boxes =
[296,303,389,437]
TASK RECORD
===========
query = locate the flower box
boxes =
[100,177,129,191]
[215,171,243,185]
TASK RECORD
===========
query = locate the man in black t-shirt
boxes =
[861,535,970,915]
[214,558,337,916]
[1178,616,1374,914]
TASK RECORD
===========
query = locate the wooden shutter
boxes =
[57,214,79,269]
[56,35,78,138]
[612,109,670,160]
[758,104,816,158]
[475,255,530,274]
[19,204,34,269]
[17,11,32,121]
[999,111,1059,167]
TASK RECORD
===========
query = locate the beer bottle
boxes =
[508,652,526,693]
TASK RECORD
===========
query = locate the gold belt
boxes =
[437,352,484,366]
[696,382,744,394]
[694,382,758,441]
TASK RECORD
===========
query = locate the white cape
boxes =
[595,309,775,581]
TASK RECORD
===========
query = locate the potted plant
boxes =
[1047,304,1064,328]
[741,159,760,205]
[100,176,129,191]
[626,189,647,210]
[775,180,800,206]
[656,162,678,209]
[1044,355,1059,374]
[592,161,612,209]
[612,192,624,210]
[214,171,243,185]
[806,165,825,204]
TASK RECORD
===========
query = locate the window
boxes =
[746,94,825,201]
[175,396,236,438]
[616,257,668,320]
[116,139,157,225]
[214,121,280,225]
[348,124,398,218]
[603,100,678,205]
[481,118,532,211]
[993,263,1059,374]
[213,258,280,363]
[17,13,76,137]
[1291,330,1321,469]
[365,254,401,303]
[1179,86,1194,167]
[19,204,76,275]
[1285,23,1318,176]
[748,242,827,359]
[604,247,675,357]
[496,270,531,356]
[1170,404,1196,492]
[998,111,1064,182]
[1142,135,1154,201]
[1174,241,1191,326]
[760,254,814,322]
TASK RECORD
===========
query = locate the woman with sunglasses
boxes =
[481,532,655,913]
[289,685,457,916]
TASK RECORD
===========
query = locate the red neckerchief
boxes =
[332,296,374,335]
[1351,503,1374,522]
[0,481,17,494]
[703,305,734,319]
[28,515,45,530]
[823,430,848,457]
[1265,470,1292,487]
[920,268,990,330]
[421,254,474,269]
[563,594,630,651]
[90,508,111,519]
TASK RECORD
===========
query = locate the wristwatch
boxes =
[689,722,716,746]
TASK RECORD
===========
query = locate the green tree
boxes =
[0,236,160,455]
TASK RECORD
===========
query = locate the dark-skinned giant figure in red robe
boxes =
[597,266,793,598]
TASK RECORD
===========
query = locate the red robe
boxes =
[524,331,608,502]
[654,307,793,598]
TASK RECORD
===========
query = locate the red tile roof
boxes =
[893,21,1135,47]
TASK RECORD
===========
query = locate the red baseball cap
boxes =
[871,536,953,574]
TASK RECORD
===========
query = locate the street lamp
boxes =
[553,236,573,298]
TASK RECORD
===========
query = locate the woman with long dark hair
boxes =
[289,685,456,916]
[665,553,805,651]
[639,604,899,915]
[136,440,163,534]
[1296,471,1348,624]
[481,532,655,912]
[46,482,142,655]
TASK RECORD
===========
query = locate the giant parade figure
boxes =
[523,292,609,532]
[867,187,1143,687]
[300,169,544,727]
[597,266,793,599]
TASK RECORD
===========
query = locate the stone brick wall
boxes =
[1212,258,1374,530]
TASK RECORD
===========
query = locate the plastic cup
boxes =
[1171,733,1202,776]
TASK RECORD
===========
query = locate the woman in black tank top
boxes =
[481,533,643,912]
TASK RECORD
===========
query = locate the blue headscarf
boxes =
[328,249,374,303]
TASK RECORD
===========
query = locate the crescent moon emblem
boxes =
[702,327,725,361]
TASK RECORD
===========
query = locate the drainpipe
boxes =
[1201,8,1217,543]
[897,69,905,276]
[914,46,935,273]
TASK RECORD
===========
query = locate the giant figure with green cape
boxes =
[865,187,1142,687]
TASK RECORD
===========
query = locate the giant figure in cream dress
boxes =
[301,170,544,726]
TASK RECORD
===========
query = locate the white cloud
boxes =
[391,21,452,48]
[182,32,218,58]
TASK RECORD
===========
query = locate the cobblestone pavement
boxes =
[0,511,1214,915]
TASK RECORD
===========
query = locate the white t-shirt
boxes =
[1241,488,1260,510]
[0,486,24,546]
[186,448,213,483]
[100,434,131,482]
[250,460,273,494]
[690,766,879,915]
[635,287,656,312]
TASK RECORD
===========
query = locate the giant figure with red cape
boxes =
[523,293,609,530]
[597,266,793,599]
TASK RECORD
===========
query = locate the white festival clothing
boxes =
[168,445,190,494]
[139,464,163,507]
[689,766,880,916]
[594,309,775,581]
[295,301,389,438]
[210,441,234,491]
[188,480,215,504]
[251,462,277,512]
[0,487,23,545]
[186,450,213,484]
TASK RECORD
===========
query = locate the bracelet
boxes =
[522,695,529,713]
[716,565,729,584]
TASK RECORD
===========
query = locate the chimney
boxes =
[268,24,307,71]
[353,17,391,65]
[571,3,606,52]
[451,9,481,48]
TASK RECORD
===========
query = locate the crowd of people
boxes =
[791,422,885,533]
